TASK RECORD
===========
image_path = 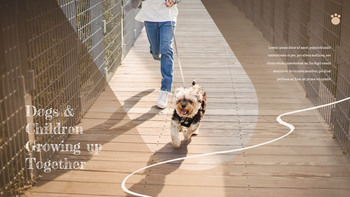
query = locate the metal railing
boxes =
[232,0,349,158]
[0,0,142,195]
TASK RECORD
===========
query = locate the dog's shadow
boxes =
[127,140,190,196]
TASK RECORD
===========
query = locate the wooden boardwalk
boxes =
[24,0,350,196]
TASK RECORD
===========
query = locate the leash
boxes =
[167,2,186,88]
[121,94,350,197]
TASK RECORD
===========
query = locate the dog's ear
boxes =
[192,80,196,86]
[174,88,181,96]
[195,91,203,103]
[174,88,183,101]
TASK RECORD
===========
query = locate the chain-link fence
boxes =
[0,0,142,195]
[122,0,143,58]
[232,0,349,158]
[0,1,32,195]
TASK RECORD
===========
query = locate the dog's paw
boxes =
[172,138,181,148]
[183,131,192,140]
[192,129,199,136]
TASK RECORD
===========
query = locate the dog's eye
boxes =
[188,100,193,104]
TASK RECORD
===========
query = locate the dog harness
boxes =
[172,102,205,127]
[172,110,200,127]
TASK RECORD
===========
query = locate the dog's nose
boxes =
[181,104,186,108]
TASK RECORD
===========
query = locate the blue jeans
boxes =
[144,21,175,92]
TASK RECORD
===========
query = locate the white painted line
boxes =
[122,97,350,197]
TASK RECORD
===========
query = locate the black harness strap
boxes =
[172,106,204,128]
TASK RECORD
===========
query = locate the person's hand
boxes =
[165,0,174,7]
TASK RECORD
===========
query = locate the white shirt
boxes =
[135,0,178,22]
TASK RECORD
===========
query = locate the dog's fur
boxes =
[171,81,207,148]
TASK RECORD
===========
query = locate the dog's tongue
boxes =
[181,110,187,115]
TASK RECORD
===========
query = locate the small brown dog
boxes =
[171,81,207,148]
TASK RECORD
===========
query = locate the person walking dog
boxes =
[124,0,182,109]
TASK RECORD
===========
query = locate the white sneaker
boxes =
[156,90,168,109]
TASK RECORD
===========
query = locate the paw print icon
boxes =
[331,13,341,25]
